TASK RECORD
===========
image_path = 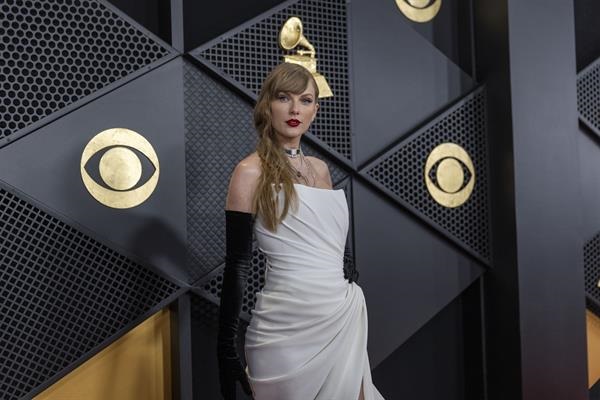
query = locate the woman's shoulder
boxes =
[306,156,332,185]
[225,152,261,212]
[306,155,327,170]
[233,152,261,180]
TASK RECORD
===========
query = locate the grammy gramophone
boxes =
[279,16,333,98]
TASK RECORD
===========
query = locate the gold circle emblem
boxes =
[99,147,142,191]
[80,128,160,209]
[424,143,474,208]
[395,0,441,23]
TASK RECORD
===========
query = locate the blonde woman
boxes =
[217,63,384,400]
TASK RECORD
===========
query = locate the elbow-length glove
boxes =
[217,210,255,400]
[343,242,359,284]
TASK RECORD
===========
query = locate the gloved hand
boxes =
[217,210,255,400]
[343,242,359,284]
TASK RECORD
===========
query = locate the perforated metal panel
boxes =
[362,88,491,263]
[184,61,347,283]
[197,247,266,322]
[190,291,220,329]
[0,185,180,400]
[195,183,352,321]
[584,233,600,316]
[577,57,600,136]
[190,0,352,160]
[0,0,172,146]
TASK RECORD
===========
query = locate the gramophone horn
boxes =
[279,16,315,56]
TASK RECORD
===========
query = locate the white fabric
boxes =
[245,183,385,400]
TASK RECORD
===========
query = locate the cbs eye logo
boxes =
[395,0,441,23]
[80,128,160,209]
[424,142,474,208]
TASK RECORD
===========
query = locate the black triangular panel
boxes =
[189,0,352,161]
[0,58,189,284]
[577,56,600,138]
[361,87,491,264]
[402,0,475,78]
[591,375,600,400]
[584,233,600,317]
[0,182,181,400]
[0,0,176,147]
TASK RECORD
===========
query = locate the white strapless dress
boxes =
[244,183,385,400]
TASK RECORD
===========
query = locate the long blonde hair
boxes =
[252,63,319,232]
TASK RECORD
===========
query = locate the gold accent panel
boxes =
[35,309,172,400]
[424,142,475,208]
[395,0,442,23]
[279,17,333,98]
[588,310,600,388]
[80,128,160,209]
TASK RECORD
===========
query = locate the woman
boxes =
[218,63,384,400]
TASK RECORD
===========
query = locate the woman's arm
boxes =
[225,154,261,213]
[218,156,260,400]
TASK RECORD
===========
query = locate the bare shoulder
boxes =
[225,152,261,213]
[307,156,333,188]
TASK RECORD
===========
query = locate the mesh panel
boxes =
[0,0,171,146]
[190,291,220,329]
[578,58,600,135]
[362,88,491,262]
[196,184,351,321]
[584,233,600,316]
[0,185,179,400]
[191,0,351,160]
[184,61,347,283]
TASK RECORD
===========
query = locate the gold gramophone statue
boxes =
[279,17,333,98]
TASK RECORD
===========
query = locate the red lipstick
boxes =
[286,119,301,127]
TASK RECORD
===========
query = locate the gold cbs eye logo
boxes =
[424,142,474,208]
[395,0,442,23]
[80,128,160,209]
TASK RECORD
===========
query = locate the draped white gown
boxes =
[244,183,385,400]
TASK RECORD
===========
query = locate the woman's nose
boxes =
[289,102,300,115]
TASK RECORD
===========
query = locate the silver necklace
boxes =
[283,146,301,158]
[285,147,316,185]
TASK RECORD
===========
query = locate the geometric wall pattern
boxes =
[191,0,352,160]
[0,183,180,400]
[579,58,600,319]
[184,61,258,283]
[0,0,494,398]
[197,247,268,322]
[577,56,600,137]
[33,309,171,400]
[362,88,491,264]
[184,61,348,284]
[0,0,172,147]
[584,232,600,317]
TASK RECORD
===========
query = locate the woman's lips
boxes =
[286,119,301,127]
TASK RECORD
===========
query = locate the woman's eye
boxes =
[278,95,289,101]
[301,98,313,104]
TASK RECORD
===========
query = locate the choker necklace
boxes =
[283,146,302,158]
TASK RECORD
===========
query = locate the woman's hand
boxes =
[343,243,359,284]
[217,349,253,399]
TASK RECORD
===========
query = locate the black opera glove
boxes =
[217,210,255,400]
[343,242,360,284]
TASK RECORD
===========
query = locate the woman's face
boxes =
[269,83,319,141]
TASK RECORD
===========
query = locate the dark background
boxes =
[0,0,595,399]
